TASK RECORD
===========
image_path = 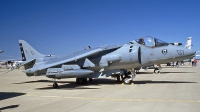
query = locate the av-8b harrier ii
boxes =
[16,37,195,88]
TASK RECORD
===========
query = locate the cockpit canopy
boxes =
[133,36,169,47]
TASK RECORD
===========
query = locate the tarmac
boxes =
[0,63,200,112]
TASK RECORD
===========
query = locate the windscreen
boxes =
[135,37,169,47]
[135,37,154,47]
[154,38,169,47]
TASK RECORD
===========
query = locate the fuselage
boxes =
[21,37,196,79]
[32,41,195,76]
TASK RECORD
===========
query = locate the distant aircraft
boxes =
[6,60,23,69]
[182,37,200,62]
[185,37,192,49]
[0,48,24,69]
[195,51,200,57]
[195,51,200,60]
[0,50,4,53]
[0,59,23,69]
[0,50,22,69]
[15,37,195,88]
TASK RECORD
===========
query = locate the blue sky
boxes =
[0,0,200,60]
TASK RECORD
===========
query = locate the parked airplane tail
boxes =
[185,37,192,49]
[19,40,44,61]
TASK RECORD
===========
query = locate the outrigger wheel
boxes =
[53,82,58,88]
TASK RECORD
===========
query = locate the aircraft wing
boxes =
[28,46,119,72]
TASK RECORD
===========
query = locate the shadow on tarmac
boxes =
[0,92,26,101]
[0,104,19,111]
[13,80,51,84]
[12,79,197,90]
[133,80,198,84]
[136,71,196,74]
[35,79,121,90]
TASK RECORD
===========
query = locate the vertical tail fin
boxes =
[19,40,44,61]
[185,37,192,49]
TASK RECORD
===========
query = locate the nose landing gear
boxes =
[122,68,136,84]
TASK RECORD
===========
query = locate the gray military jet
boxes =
[16,36,195,88]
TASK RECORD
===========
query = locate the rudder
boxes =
[19,40,44,61]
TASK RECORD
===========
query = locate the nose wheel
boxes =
[154,68,160,74]
[123,76,132,84]
[122,68,136,84]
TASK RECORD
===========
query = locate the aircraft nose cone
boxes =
[185,49,196,57]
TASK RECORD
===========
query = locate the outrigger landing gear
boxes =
[122,68,136,84]
[52,79,58,88]
[53,82,58,88]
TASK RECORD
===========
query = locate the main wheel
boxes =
[76,78,88,84]
[89,78,93,81]
[83,78,88,84]
[76,78,83,84]
[154,68,160,73]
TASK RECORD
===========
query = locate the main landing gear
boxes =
[153,68,160,74]
[76,78,88,84]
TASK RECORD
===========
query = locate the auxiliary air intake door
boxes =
[129,45,139,63]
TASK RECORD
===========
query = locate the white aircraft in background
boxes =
[183,37,200,60]
[5,60,23,69]
[0,49,23,69]
[185,37,192,49]
[196,51,200,57]
[0,60,23,69]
